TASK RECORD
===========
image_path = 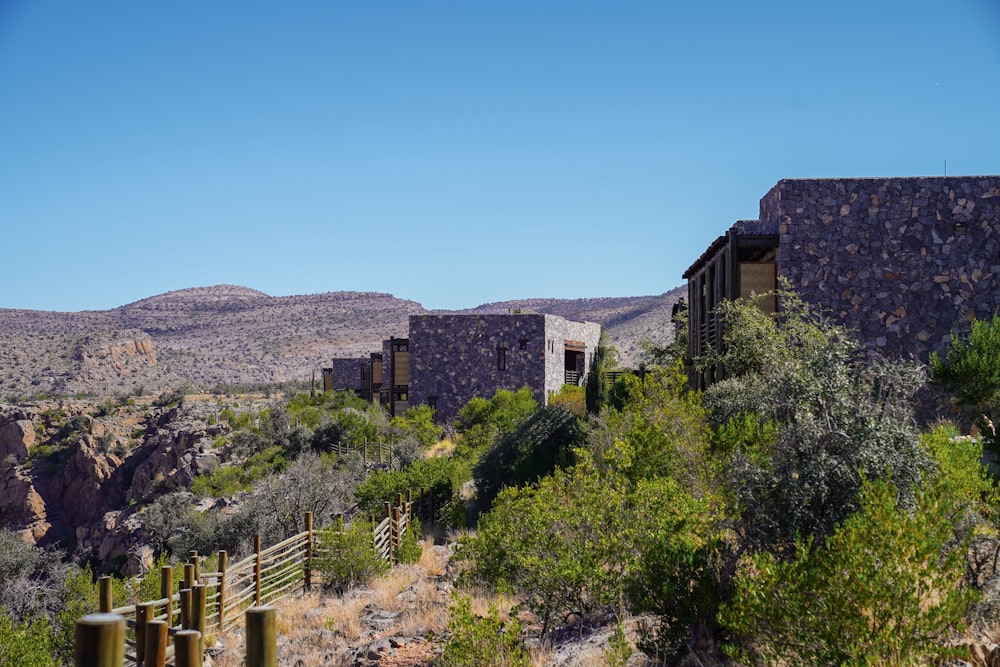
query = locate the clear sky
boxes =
[2,1,998,312]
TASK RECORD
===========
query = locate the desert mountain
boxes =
[0,285,684,399]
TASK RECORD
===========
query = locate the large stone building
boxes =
[684,175,1000,389]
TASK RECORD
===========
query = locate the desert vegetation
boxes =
[4,284,1000,666]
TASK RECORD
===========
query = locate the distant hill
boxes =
[0,284,684,399]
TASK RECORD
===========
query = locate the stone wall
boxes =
[330,357,368,393]
[408,314,600,422]
[760,176,1000,363]
[542,315,602,396]
[409,314,548,422]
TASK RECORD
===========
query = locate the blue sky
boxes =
[1,1,998,312]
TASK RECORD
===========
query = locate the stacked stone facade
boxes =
[761,176,1000,362]
[408,313,601,422]
[685,175,1000,410]
[330,357,368,394]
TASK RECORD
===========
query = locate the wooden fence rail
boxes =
[79,487,433,666]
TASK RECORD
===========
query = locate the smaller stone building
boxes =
[406,312,601,422]
[323,357,369,395]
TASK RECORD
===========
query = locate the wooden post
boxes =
[179,588,192,630]
[246,607,277,667]
[217,550,228,631]
[98,576,113,613]
[144,619,168,667]
[254,533,263,606]
[74,613,124,667]
[189,550,200,582]
[393,505,402,561]
[304,512,314,591]
[160,565,173,629]
[136,602,155,666]
[191,584,206,653]
[184,562,196,591]
[174,629,202,667]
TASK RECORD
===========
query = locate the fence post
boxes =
[192,583,206,654]
[217,550,228,631]
[74,613,124,667]
[189,550,200,582]
[184,562,196,591]
[393,505,402,561]
[180,588,192,630]
[145,619,168,667]
[136,602,154,666]
[246,607,277,667]
[254,533,263,606]
[98,576,113,613]
[174,629,202,667]
[160,564,173,630]
[304,512,314,591]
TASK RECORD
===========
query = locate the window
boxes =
[519,339,529,350]
[498,347,507,371]
[428,396,438,410]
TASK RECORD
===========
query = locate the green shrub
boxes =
[397,517,423,564]
[470,456,627,634]
[315,520,388,592]
[355,456,467,517]
[438,593,529,667]
[0,614,56,667]
[719,477,975,666]
[473,404,583,509]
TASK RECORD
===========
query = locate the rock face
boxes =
[127,418,229,502]
[69,330,159,394]
[0,406,38,463]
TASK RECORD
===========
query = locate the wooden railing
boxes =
[81,487,438,666]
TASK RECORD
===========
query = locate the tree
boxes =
[931,311,1000,448]
[585,330,616,415]
[702,286,927,553]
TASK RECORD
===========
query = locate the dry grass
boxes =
[425,437,456,458]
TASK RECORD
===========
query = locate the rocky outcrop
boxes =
[0,405,38,463]
[0,466,50,542]
[127,420,228,502]
[69,330,159,393]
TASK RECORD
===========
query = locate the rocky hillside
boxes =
[0,284,684,400]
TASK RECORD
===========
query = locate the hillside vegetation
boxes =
[0,285,684,401]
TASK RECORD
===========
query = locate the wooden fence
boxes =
[79,487,443,666]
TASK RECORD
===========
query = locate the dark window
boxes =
[519,339,529,350]
[428,396,438,410]
[498,347,507,371]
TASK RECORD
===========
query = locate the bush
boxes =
[455,388,538,456]
[355,456,468,517]
[397,517,423,564]
[315,520,388,592]
[703,286,927,553]
[438,593,529,667]
[719,477,975,666]
[473,404,583,509]
[470,457,627,634]
[0,614,56,667]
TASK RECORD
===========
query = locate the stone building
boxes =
[322,357,369,395]
[403,312,602,422]
[684,175,1000,390]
